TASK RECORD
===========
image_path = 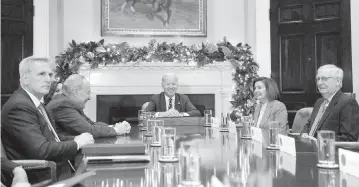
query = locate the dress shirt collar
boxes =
[326,90,338,104]
[22,86,44,108]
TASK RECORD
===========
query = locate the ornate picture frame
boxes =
[101,0,207,37]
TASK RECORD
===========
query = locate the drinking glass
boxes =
[241,115,253,139]
[179,141,201,186]
[138,110,145,127]
[204,127,213,140]
[317,130,338,168]
[228,141,251,186]
[318,169,339,187]
[145,119,155,137]
[267,121,280,150]
[204,110,212,127]
[150,120,164,147]
[235,113,243,128]
[143,112,156,132]
[160,163,180,187]
[220,113,230,132]
[141,112,149,131]
[159,127,178,162]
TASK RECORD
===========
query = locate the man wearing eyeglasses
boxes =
[301,64,359,141]
[47,74,131,138]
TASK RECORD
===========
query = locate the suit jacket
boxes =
[145,92,201,116]
[46,94,117,138]
[253,100,288,134]
[302,91,359,141]
[1,87,78,181]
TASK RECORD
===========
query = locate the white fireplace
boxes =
[79,61,234,121]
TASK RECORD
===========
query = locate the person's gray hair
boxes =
[317,64,343,87]
[19,56,48,83]
[62,74,87,95]
[162,73,178,83]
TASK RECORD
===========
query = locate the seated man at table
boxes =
[1,56,95,181]
[47,74,131,138]
[301,64,359,141]
[145,73,201,117]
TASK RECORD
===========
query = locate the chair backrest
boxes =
[141,102,149,110]
[344,92,356,99]
[292,107,314,133]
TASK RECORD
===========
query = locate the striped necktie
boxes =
[38,104,76,172]
[309,99,329,136]
[168,97,173,110]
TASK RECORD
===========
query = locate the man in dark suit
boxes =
[145,73,201,117]
[301,64,359,141]
[1,57,95,181]
[47,74,131,138]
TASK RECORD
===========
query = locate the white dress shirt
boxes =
[256,102,268,127]
[22,86,44,110]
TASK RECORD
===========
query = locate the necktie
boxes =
[38,104,76,172]
[309,99,329,136]
[168,97,173,110]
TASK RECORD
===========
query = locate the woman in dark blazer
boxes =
[253,77,288,134]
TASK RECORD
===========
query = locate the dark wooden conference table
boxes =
[76,117,359,187]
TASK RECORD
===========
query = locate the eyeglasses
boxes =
[316,76,335,82]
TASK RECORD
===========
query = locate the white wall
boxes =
[62,0,246,49]
[35,0,357,99]
[37,0,270,76]
[351,0,359,101]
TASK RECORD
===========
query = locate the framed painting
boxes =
[101,0,207,37]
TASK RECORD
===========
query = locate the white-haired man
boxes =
[145,73,201,117]
[1,57,95,181]
[47,74,131,138]
[301,64,359,141]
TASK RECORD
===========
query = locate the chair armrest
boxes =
[12,160,57,182]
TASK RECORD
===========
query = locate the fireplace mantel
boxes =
[79,61,234,121]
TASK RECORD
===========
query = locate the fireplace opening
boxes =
[97,94,215,124]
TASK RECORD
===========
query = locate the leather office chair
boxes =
[1,140,57,186]
[291,107,313,133]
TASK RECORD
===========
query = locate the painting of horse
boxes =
[101,0,207,36]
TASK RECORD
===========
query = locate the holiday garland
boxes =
[55,37,259,117]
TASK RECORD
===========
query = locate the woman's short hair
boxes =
[253,77,280,101]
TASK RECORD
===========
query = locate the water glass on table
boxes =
[179,141,202,186]
[141,112,149,131]
[241,115,253,139]
[160,163,180,187]
[142,112,156,131]
[159,127,178,162]
[138,110,145,127]
[317,130,338,168]
[266,121,280,150]
[204,110,212,127]
[150,120,164,147]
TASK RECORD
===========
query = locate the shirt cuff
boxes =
[112,126,119,134]
[76,142,80,150]
[182,113,190,117]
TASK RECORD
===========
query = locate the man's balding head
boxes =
[62,74,91,109]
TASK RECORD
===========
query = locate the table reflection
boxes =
[78,123,359,187]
